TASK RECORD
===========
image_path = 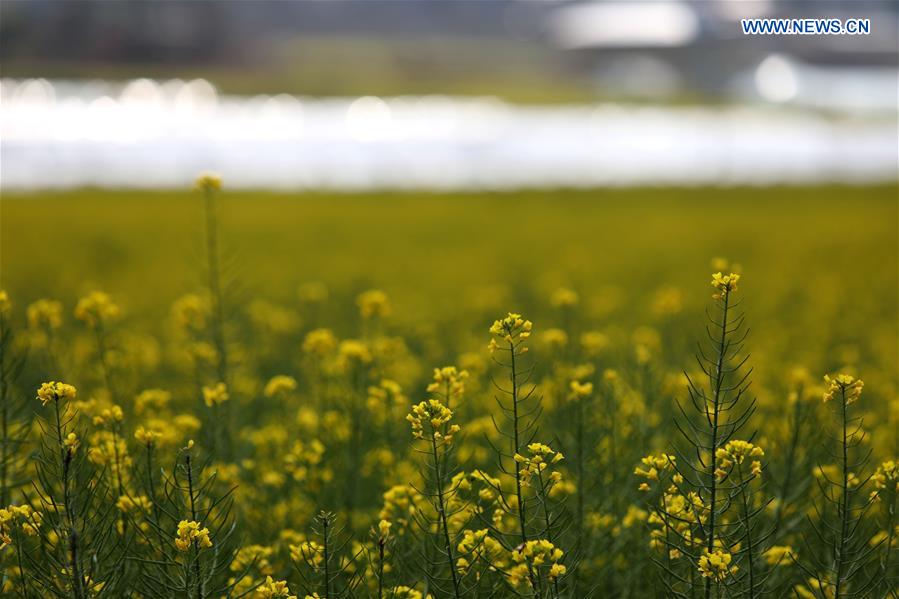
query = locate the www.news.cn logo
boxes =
[742,18,871,35]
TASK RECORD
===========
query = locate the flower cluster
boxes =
[514,442,564,487]
[203,382,229,407]
[823,373,864,405]
[0,504,42,548]
[174,520,213,552]
[406,399,460,445]
[710,272,740,299]
[488,312,532,353]
[715,440,764,480]
[264,375,297,398]
[74,291,120,326]
[356,289,391,319]
[870,459,899,500]
[36,381,77,406]
[635,453,678,490]
[426,366,469,403]
[698,549,737,581]
[510,539,566,587]
[195,172,222,192]
[253,576,296,599]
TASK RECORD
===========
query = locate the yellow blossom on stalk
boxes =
[391,587,424,599]
[426,366,469,402]
[580,331,609,357]
[540,328,568,350]
[510,539,565,588]
[715,440,764,480]
[379,485,421,532]
[635,453,677,487]
[74,291,120,326]
[378,519,391,541]
[134,389,171,415]
[195,171,222,192]
[175,520,212,551]
[488,312,532,354]
[698,549,738,581]
[290,541,324,568]
[550,287,579,308]
[36,381,77,406]
[823,374,864,405]
[710,272,740,299]
[171,294,209,332]
[264,375,297,398]
[514,442,564,487]
[406,399,460,445]
[63,433,80,454]
[93,405,124,426]
[870,460,899,500]
[1,505,42,548]
[253,576,296,599]
[763,545,795,566]
[456,529,509,573]
[357,289,391,319]
[795,577,835,599]
[302,328,337,355]
[27,299,63,330]
[568,380,593,401]
[116,495,152,513]
[337,339,372,369]
[232,545,274,575]
[203,382,229,407]
[0,290,9,315]
[134,426,162,447]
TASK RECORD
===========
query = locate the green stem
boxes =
[705,292,730,599]
[431,434,462,599]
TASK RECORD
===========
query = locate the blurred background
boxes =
[2,0,897,190]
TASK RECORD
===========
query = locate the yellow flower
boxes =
[357,289,391,319]
[0,290,10,316]
[195,172,222,192]
[870,460,899,500]
[36,381,77,406]
[698,549,737,581]
[568,380,593,400]
[253,576,296,599]
[426,366,469,403]
[823,373,864,405]
[116,495,152,513]
[488,312,532,353]
[264,375,297,398]
[635,453,677,484]
[406,399,460,445]
[302,328,337,355]
[203,382,229,407]
[710,272,740,299]
[74,291,120,326]
[715,440,764,479]
[550,287,579,308]
[27,299,63,330]
[378,519,391,540]
[175,520,212,552]
[63,432,80,454]
[134,426,162,446]
[763,545,795,566]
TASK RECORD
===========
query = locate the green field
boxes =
[1,184,897,597]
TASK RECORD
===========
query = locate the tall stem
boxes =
[509,342,527,544]
[705,292,730,599]
[834,389,850,598]
[431,434,461,599]
[736,462,756,598]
